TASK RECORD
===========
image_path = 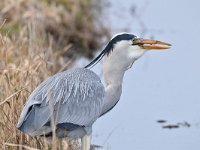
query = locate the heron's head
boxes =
[85,33,171,69]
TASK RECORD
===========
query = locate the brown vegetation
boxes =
[0,0,110,149]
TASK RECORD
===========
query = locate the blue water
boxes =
[91,0,200,149]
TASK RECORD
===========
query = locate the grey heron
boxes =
[17,33,171,150]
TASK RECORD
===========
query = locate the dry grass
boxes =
[0,0,110,59]
[0,23,54,150]
[0,0,110,149]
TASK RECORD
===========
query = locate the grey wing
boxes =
[17,68,105,136]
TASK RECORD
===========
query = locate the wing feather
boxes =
[17,68,105,136]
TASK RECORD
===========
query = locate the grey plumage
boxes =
[17,33,138,140]
[17,33,170,150]
[17,68,104,138]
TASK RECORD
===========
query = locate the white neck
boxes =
[100,61,125,115]
[100,41,145,115]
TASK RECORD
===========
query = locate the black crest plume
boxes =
[85,33,136,68]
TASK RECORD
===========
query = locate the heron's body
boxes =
[17,68,104,138]
[17,33,171,150]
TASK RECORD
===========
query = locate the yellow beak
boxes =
[136,38,171,50]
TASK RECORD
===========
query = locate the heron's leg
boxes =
[81,135,91,150]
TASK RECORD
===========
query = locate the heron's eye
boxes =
[132,38,138,45]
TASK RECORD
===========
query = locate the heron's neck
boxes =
[100,60,126,116]
[100,42,140,115]
[98,41,146,115]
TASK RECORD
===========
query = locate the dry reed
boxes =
[0,0,110,149]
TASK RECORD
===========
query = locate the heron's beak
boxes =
[136,38,171,50]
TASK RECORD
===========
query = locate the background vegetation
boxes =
[0,0,109,149]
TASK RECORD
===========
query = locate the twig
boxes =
[0,19,7,30]
[4,143,39,150]
[0,88,25,106]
